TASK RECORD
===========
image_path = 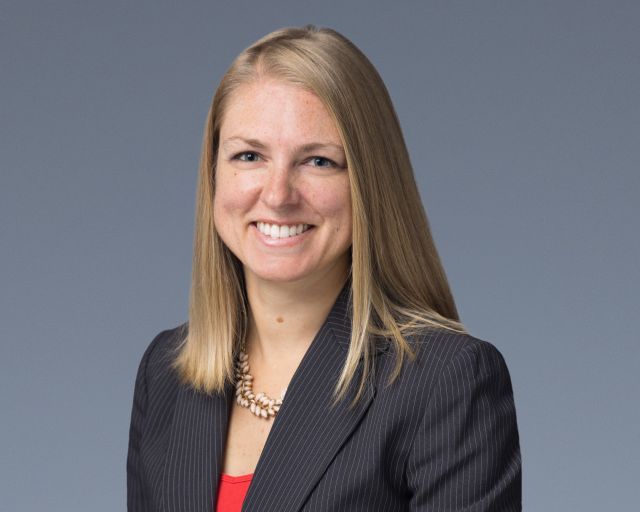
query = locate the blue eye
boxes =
[310,156,336,168]
[233,152,261,162]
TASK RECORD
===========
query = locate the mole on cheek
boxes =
[275,316,284,323]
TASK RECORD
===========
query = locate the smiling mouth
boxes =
[253,221,313,240]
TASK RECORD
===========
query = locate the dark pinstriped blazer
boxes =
[127,282,522,511]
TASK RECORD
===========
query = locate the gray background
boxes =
[1,1,638,510]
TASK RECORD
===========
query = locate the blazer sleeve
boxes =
[406,340,522,511]
[126,330,166,512]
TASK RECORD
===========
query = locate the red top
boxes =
[215,473,254,512]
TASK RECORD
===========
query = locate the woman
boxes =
[127,25,522,511]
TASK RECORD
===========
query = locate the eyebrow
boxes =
[221,136,344,154]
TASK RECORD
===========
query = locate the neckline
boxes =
[220,472,254,483]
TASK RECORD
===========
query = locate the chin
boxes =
[245,260,330,284]
[250,269,310,284]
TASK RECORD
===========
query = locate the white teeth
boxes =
[257,222,310,239]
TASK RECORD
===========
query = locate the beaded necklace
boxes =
[234,342,286,420]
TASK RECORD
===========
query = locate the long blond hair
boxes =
[173,24,466,405]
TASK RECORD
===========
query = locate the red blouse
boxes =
[215,473,254,512]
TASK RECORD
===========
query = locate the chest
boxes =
[139,358,417,511]
[221,402,275,475]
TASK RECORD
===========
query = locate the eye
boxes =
[232,151,261,162]
[308,156,337,168]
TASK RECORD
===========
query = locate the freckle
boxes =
[276,316,284,323]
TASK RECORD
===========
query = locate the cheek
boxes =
[335,188,353,242]
[327,180,352,221]
[213,177,244,240]
[213,171,255,217]
[309,181,352,236]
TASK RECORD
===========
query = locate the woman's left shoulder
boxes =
[378,327,515,391]
[390,328,522,507]
[413,327,511,367]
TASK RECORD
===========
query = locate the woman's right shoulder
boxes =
[136,322,188,386]
[129,323,188,447]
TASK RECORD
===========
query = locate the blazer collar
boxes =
[162,279,386,512]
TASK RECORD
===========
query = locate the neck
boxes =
[244,264,349,369]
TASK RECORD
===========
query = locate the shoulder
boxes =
[409,327,511,373]
[399,328,522,505]
[142,322,187,377]
[130,322,188,428]
[133,322,187,399]
[382,326,510,370]
[377,327,515,409]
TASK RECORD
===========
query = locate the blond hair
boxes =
[173,24,466,406]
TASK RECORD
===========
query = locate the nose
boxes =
[260,162,299,209]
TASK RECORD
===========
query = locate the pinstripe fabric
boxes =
[127,283,522,511]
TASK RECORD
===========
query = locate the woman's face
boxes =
[213,79,352,286]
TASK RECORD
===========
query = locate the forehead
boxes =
[219,79,342,144]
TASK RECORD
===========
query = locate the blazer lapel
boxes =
[161,376,233,512]
[242,281,387,512]
[161,279,388,512]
